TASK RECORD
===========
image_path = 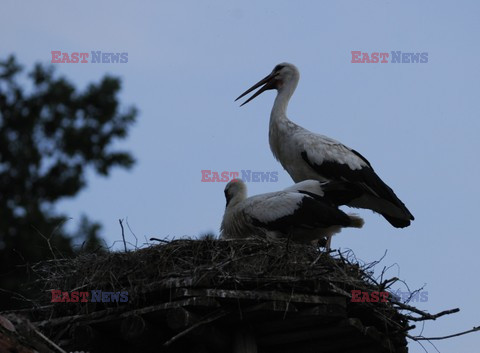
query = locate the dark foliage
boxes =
[0,55,137,309]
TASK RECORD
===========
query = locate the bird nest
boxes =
[30,238,404,321]
[9,237,461,353]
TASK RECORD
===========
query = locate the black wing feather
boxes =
[313,181,365,207]
[251,196,351,232]
[301,151,414,227]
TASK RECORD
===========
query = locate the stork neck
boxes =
[227,188,247,209]
[271,86,293,118]
[268,79,299,162]
[270,74,298,124]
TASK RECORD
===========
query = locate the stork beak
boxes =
[235,73,277,107]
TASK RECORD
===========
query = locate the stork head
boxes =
[235,63,299,106]
[224,179,247,207]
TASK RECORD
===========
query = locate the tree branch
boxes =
[408,326,480,341]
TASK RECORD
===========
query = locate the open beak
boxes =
[235,73,277,106]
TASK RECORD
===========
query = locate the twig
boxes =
[380,276,399,290]
[394,301,460,321]
[50,217,72,241]
[126,218,138,249]
[26,320,68,353]
[32,225,56,259]
[163,309,228,346]
[119,219,128,252]
[0,288,36,306]
[394,325,416,334]
[408,326,480,341]
[426,339,441,353]
[150,237,170,243]
[309,253,324,267]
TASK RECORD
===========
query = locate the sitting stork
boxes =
[220,179,364,248]
[235,63,414,228]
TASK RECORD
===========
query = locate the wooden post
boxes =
[233,328,257,353]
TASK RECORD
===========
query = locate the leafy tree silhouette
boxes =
[0,55,137,309]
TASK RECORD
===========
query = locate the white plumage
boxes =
[220,179,364,248]
[236,63,414,228]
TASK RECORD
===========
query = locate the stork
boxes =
[220,179,364,248]
[235,63,414,228]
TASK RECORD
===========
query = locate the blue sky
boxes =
[2,0,479,351]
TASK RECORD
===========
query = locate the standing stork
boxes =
[220,179,364,248]
[235,63,414,228]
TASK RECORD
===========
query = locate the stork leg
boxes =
[325,235,332,251]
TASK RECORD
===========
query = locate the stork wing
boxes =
[296,132,370,170]
[283,180,326,195]
[296,132,414,227]
[283,179,365,208]
[244,191,352,232]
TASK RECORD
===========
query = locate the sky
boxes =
[1,0,479,351]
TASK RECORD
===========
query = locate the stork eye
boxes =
[274,65,285,72]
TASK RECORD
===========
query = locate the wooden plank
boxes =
[216,275,329,291]
[234,301,298,323]
[34,306,130,329]
[174,288,346,306]
[142,275,214,291]
[33,297,220,329]
[124,297,220,318]
[299,304,346,318]
[245,301,298,314]
[339,318,402,352]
